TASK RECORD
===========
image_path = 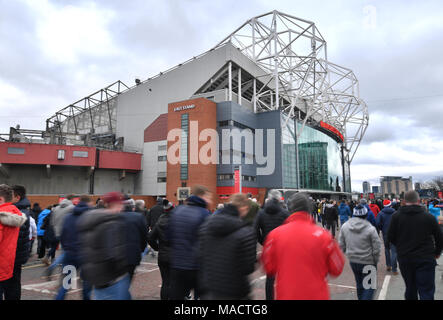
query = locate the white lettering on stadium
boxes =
[174,104,195,112]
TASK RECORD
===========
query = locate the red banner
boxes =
[439,191,443,199]
[369,193,375,200]
[234,170,240,193]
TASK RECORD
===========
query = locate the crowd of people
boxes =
[0,182,442,300]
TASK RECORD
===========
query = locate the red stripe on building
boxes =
[217,186,259,196]
[98,150,142,171]
[0,142,96,167]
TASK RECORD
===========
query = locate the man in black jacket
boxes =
[122,198,148,282]
[9,185,31,300]
[77,192,131,300]
[199,193,256,300]
[324,200,339,238]
[388,190,443,300]
[254,189,289,300]
[148,201,174,300]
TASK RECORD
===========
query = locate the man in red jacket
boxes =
[369,200,381,218]
[0,184,28,299]
[262,192,345,300]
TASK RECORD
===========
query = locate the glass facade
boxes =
[281,115,344,192]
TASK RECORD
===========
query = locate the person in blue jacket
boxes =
[429,200,441,222]
[37,206,52,259]
[338,200,352,227]
[359,199,377,230]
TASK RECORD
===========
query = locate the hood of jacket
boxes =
[345,217,372,233]
[339,203,347,209]
[14,197,31,211]
[205,204,246,237]
[77,209,120,232]
[186,195,207,209]
[73,202,91,216]
[397,204,426,215]
[0,208,27,227]
[58,199,73,209]
[380,207,395,215]
[264,199,283,215]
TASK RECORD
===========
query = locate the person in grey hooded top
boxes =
[338,204,381,300]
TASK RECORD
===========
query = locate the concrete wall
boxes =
[0,164,137,195]
[141,140,167,196]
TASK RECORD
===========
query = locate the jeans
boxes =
[340,217,348,227]
[54,253,92,300]
[350,263,376,300]
[265,276,275,300]
[37,236,47,259]
[383,238,398,272]
[48,251,65,273]
[94,274,131,300]
[399,259,436,300]
[169,268,199,300]
[0,264,22,300]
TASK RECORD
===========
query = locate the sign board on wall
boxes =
[177,187,191,200]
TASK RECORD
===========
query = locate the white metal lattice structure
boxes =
[213,10,368,163]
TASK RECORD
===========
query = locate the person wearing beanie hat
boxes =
[261,192,345,299]
[122,196,149,283]
[255,189,289,300]
[147,199,175,300]
[376,199,398,274]
[339,203,381,300]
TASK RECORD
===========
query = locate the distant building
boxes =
[372,186,380,194]
[380,176,413,198]
[362,181,371,194]
[414,182,421,191]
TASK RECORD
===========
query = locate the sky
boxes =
[0,0,442,192]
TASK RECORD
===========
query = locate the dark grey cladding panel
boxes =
[216,101,257,128]
[215,101,283,189]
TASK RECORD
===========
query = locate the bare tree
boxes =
[425,176,443,191]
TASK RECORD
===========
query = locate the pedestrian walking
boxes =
[339,204,381,300]
[168,185,212,300]
[7,185,32,300]
[122,197,149,282]
[147,201,174,300]
[359,199,377,229]
[261,193,345,300]
[199,193,256,300]
[254,189,289,300]
[338,200,352,227]
[388,190,443,300]
[55,195,94,300]
[0,184,28,300]
[77,192,131,300]
[243,193,260,226]
[429,200,441,222]
[36,206,52,259]
[369,200,381,218]
[324,200,339,238]
[376,199,398,274]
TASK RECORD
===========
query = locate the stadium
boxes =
[0,11,368,209]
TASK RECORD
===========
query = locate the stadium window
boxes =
[158,155,167,161]
[73,151,88,158]
[7,147,25,154]
[158,145,167,151]
[157,177,166,183]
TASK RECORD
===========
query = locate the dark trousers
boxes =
[0,264,22,300]
[169,268,199,300]
[158,261,171,300]
[128,265,137,283]
[46,240,59,260]
[326,221,336,238]
[265,275,275,300]
[350,263,376,300]
[37,236,47,259]
[399,259,436,300]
